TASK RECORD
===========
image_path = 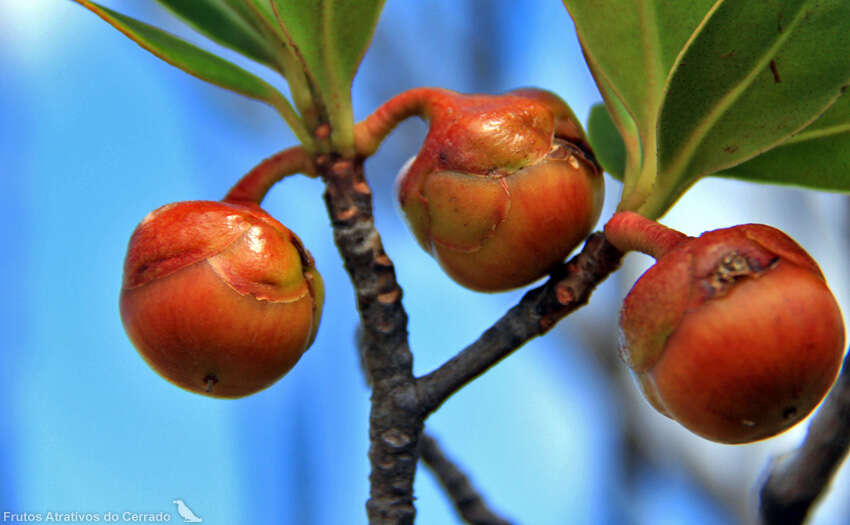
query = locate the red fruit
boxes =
[119,200,324,398]
[607,212,845,443]
[395,88,604,291]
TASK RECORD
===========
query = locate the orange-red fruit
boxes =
[620,224,844,443]
[396,88,604,291]
[119,200,324,398]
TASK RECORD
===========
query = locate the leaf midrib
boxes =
[663,1,810,181]
[785,122,850,145]
[638,0,663,141]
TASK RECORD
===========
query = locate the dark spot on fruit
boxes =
[783,405,797,419]
[704,252,757,296]
[204,374,218,393]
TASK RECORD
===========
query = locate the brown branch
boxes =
[420,433,514,525]
[320,152,623,523]
[416,233,623,414]
[759,348,850,525]
[318,155,422,525]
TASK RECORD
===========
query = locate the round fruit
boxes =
[395,88,604,292]
[607,212,844,443]
[119,200,324,398]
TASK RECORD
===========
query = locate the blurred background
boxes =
[1,1,848,523]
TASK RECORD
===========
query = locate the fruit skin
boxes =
[395,88,604,292]
[119,200,324,398]
[618,222,844,443]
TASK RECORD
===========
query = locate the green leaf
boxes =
[562,0,715,157]
[587,103,626,181]
[72,0,310,146]
[154,0,281,72]
[650,0,850,216]
[271,0,386,155]
[716,93,850,192]
[562,0,716,211]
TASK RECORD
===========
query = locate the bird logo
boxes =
[172,499,203,523]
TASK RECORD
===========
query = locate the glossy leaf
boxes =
[271,0,386,154]
[155,0,281,71]
[562,0,715,159]
[562,0,716,213]
[587,103,626,181]
[652,0,850,216]
[72,1,309,145]
[716,94,850,192]
[229,0,320,135]
[156,0,321,135]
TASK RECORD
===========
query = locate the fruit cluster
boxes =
[119,86,844,445]
[120,88,602,397]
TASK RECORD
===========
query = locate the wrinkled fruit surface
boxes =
[120,200,324,398]
[621,224,844,443]
[396,89,604,291]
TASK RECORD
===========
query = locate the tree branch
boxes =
[318,155,422,525]
[416,233,623,414]
[321,151,623,523]
[759,348,850,525]
[420,433,514,525]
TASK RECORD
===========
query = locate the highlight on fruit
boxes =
[605,211,845,444]
[359,87,604,292]
[119,200,324,398]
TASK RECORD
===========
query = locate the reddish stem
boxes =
[354,87,446,157]
[223,88,441,206]
[223,147,314,205]
[604,211,689,260]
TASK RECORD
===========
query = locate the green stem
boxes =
[268,91,314,150]
[329,96,356,158]
[618,138,658,216]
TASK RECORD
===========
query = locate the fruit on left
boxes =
[119,200,324,398]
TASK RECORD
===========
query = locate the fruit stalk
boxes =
[224,146,314,204]
[604,210,688,259]
[354,87,442,157]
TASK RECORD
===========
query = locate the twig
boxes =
[416,233,623,414]
[759,348,850,525]
[318,154,421,525]
[420,433,514,525]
